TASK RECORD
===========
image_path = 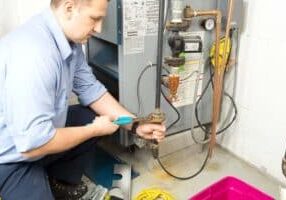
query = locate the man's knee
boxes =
[66,104,96,127]
[0,163,54,200]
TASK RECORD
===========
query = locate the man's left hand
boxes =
[135,123,166,142]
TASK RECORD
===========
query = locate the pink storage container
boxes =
[189,176,274,200]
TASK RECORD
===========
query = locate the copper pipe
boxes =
[184,6,222,157]
[209,13,222,157]
[222,0,234,71]
[209,0,235,157]
[209,67,224,157]
[184,8,221,18]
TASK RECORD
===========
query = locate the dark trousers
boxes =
[0,105,98,200]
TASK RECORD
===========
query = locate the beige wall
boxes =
[0,0,50,37]
[219,0,286,184]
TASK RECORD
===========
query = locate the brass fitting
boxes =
[168,74,180,102]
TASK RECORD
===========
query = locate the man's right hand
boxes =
[22,115,119,159]
[89,116,119,136]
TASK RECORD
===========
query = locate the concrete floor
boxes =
[101,136,281,199]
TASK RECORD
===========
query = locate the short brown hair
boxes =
[50,0,90,8]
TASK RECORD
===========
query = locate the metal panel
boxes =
[94,0,122,44]
[217,0,246,32]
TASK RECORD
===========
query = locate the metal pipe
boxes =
[145,0,166,159]
[184,7,222,18]
[209,0,234,156]
[155,0,166,108]
[222,0,234,69]
[171,0,184,23]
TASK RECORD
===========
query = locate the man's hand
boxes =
[135,123,166,142]
[88,116,119,136]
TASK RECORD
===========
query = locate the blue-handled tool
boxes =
[113,116,134,126]
[113,113,164,126]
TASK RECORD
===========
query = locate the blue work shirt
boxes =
[0,8,107,163]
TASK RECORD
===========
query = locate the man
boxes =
[0,0,166,199]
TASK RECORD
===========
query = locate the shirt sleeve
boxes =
[72,45,107,106]
[3,48,57,153]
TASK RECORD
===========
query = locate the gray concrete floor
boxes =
[101,137,281,199]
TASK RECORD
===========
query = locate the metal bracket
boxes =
[112,164,132,200]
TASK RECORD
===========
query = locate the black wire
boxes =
[157,62,238,180]
[180,71,199,82]
[136,63,182,130]
[157,148,210,180]
[161,87,181,130]
[166,124,210,137]
[194,71,213,133]
[136,53,237,181]
[136,64,155,115]
[135,65,229,180]
[195,63,238,135]
[158,71,209,180]
[157,68,237,180]
[162,66,170,74]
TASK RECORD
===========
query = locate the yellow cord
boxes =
[134,188,175,200]
[210,37,231,68]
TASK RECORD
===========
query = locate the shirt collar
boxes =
[42,8,73,60]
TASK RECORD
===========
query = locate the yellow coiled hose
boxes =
[134,188,175,200]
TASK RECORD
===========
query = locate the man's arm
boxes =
[89,92,166,141]
[23,92,165,159]
[22,115,118,159]
[23,92,129,159]
[89,92,135,130]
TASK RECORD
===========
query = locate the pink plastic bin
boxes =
[189,176,274,200]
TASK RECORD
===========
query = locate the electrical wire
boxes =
[136,63,155,115]
[157,149,210,180]
[161,87,181,130]
[134,26,239,181]
[136,63,181,130]
[193,62,238,144]
[189,54,205,145]
[155,45,238,179]
[158,77,211,180]
[194,28,241,139]
[156,53,212,180]
[135,61,237,180]
[179,70,199,82]
[157,69,237,179]
[192,27,240,144]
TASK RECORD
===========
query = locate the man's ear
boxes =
[61,0,76,20]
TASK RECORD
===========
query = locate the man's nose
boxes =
[93,21,103,33]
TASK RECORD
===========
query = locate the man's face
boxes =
[65,0,108,43]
